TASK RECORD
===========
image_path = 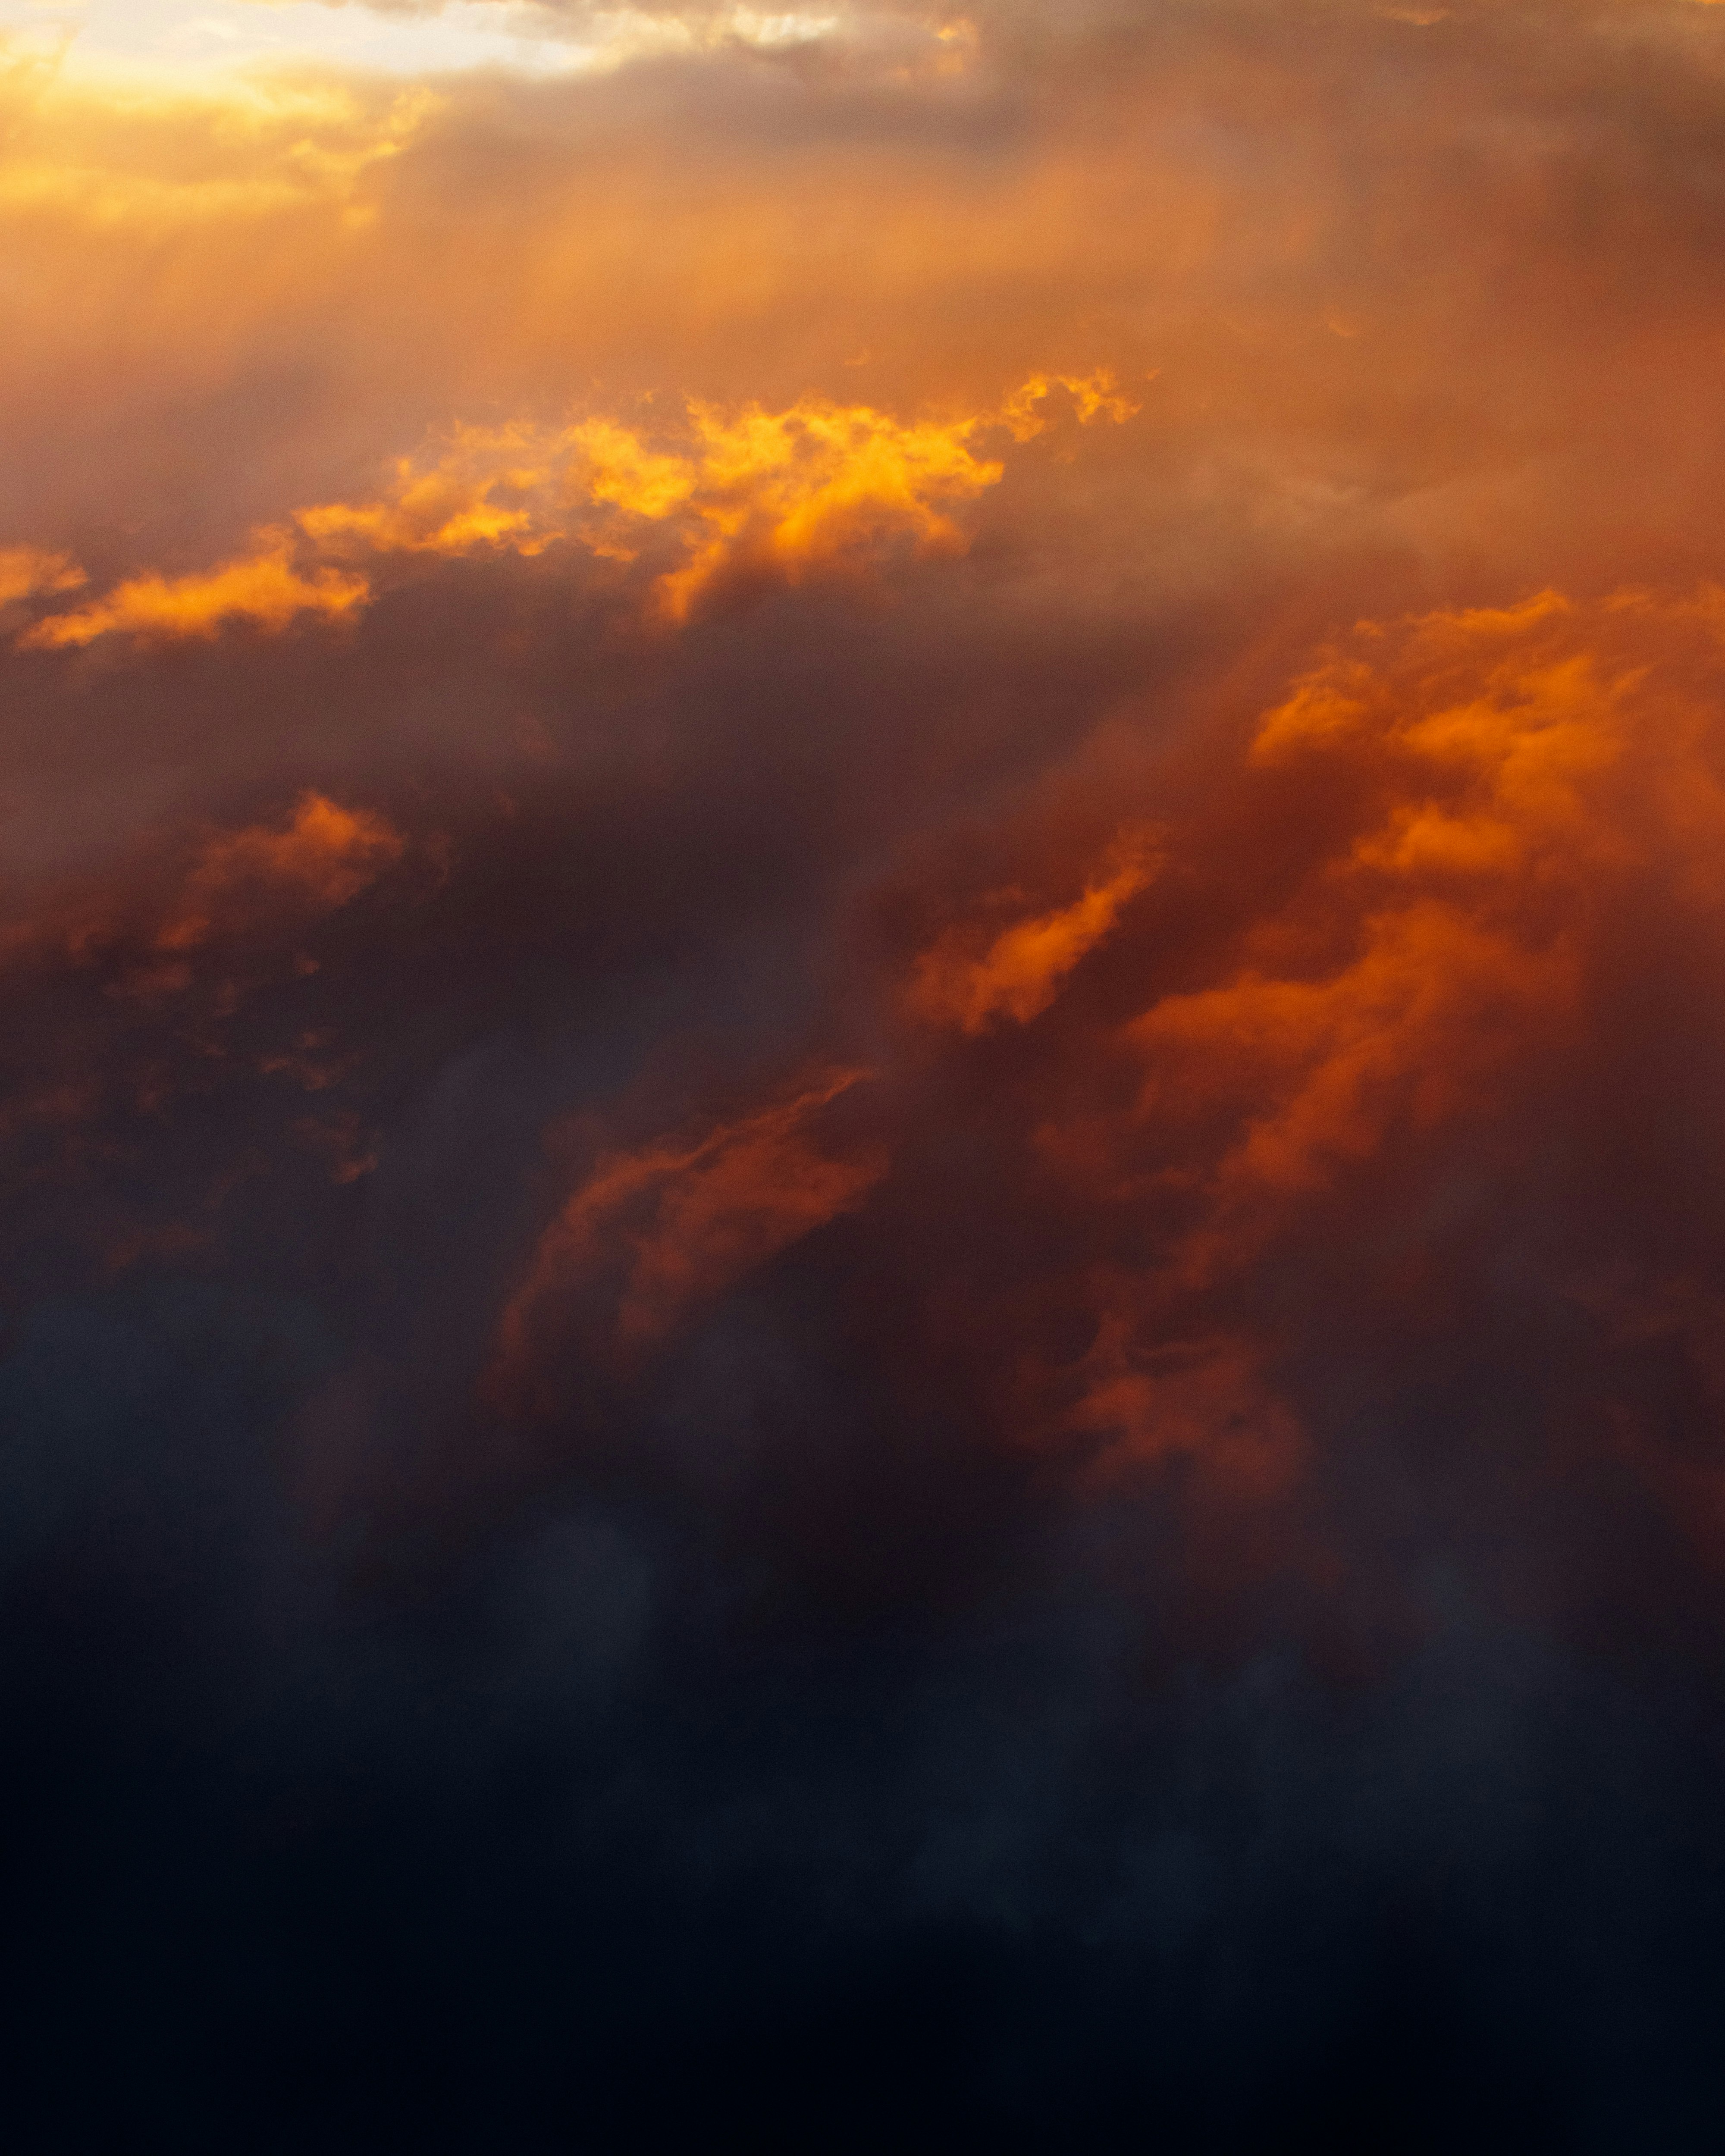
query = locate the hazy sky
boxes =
[0,0,845,79]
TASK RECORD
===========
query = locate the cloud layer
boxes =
[9,5,1725,2149]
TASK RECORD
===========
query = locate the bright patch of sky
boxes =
[0,0,840,85]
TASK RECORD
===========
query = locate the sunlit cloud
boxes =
[17,372,1135,647]
[908,837,1157,1033]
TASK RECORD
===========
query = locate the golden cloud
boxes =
[22,541,371,650]
[18,373,1135,649]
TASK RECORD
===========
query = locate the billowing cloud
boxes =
[11,5,1725,2149]
[16,372,1128,647]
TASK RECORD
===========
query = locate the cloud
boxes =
[907,835,1157,1032]
[0,545,84,607]
[493,1063,883,1387]
[295,387,1019,619]
[1,790,405,971]
[21,539,371,648]
[17,376,1129,647]
[11,4,1725,2146]
[153,790,405,949]
[579,394,1005,618]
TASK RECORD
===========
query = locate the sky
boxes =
[0,0,844,80]
[8,2,1725,2148]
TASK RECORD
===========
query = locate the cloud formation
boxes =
[13,371,1128,646]
[11,5,1725,2150]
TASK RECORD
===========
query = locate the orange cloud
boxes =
[909,838,1157,1032]
[1132,899,1574,1218]
[630,396,1007,618]
[296,387,1021,620]
[0,792,406,982]
[448,577,1725,1560]
[21,539,369,650]
[840,584,1725,1535]
[17,371,1133,649]
[1000,367,1143,441]
[1062,1321,1305,1497]
[1135,596,1722,1183]
[570,418,701,523]
[0,545,84,606]
[494,1067,884,1389]
[155,793,405,953]
[1063,602,1686,1279]
[296,424,567,558]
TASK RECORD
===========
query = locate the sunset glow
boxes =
[9,5,1725,2147]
